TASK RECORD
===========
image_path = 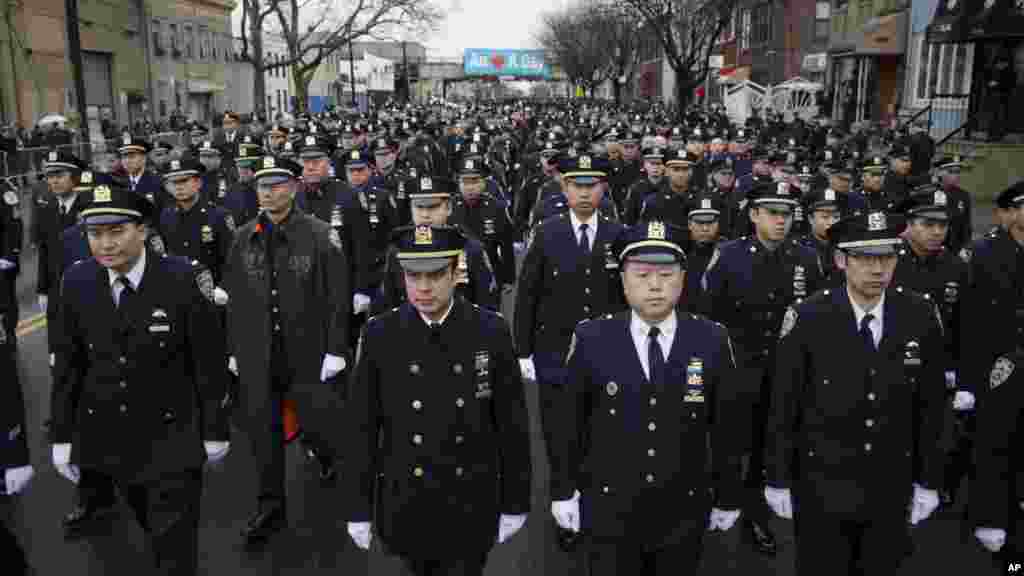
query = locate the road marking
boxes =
[15,313,46,337]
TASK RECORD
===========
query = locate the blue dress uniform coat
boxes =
[639,190,695,229]
[450,194,517,287]
[960,228,1023,402]
[222,209,350,451]
[373,234,498,315]
[767,287,947,575]
[35,192,85,354]
[344,299,531,561]
[223,179,260,227]
[622,178,666,226]
[50,251,230,481]
[0,185,22,337]
[127,170,168,215]
[295,179,372,302]
[159,200,234,285]
[553,312,744,551]
[199,169,233,207]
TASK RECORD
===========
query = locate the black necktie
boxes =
[117,276,135,310]
[578,223,590,257]
[860,313,876,353]
[648,325,665,386]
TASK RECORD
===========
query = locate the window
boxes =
[914,39,973,101]
[184,25,193,59]
[754,4,773,45]
[169,23,178,54]
[741,9,751,51]
[815,2,830,40]
[198,27,206,60]
[152,20,163,53]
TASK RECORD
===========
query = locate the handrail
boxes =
[899,103,932,133]
[935,115,975,149]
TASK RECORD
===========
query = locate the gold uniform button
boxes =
[183,241,189,247]
[455,435,464,444]
[609,408,616,415]
[867,392,876,401]
[691,412,697,419]
[455,467,464,477]
[119,356,126,365]
[412,400,423,410]
[412,434,423,445]
[272,290,278,296]
[119,381,127,389]
[647,448,655,457]
[453,364,463,375]
[455,398,465,408]
[119,404,127,413]
[865,419,874,428]
[583,305,591,313]
[648,422,656,432]
[645,474,654,483]
[602,486,609,494]
[864,443,872,452]
[413,466,424,477]
[649,396,657,406]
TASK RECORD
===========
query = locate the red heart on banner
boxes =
[491,54,506,70]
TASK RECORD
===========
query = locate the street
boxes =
[1,202,1008,575]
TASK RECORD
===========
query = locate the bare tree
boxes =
[621,0,736,118]
[535,6,618,99]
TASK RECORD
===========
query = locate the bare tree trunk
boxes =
[675,69,688,122]
[293,69,311,114]
[247,1,266,116]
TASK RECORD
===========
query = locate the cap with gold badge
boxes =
[827,210,907,256]
[615,221,687,266]
[392,224,468,273]
[79,184,154,226]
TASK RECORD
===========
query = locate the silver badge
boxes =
[990,356,1015,390]
[149,234,166,255]
[606,381,618,396]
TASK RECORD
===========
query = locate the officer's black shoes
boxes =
[242,502,286,543]
[743,517,777,556]
[62,503,115,538]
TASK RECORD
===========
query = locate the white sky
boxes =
[232,0,557,60]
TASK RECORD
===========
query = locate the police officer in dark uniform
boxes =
[638,149,700,228]
[766,210,946,576]
[682,192,725,314]
[514,140,562,235]
[450,156,516,291]
[0,176,31,575]
[343,147,398,319]
[971,352,1024,568]
[707,157,741,238]
[959,181,1024,414]
[881,141,919,206]
[933,155,973,254]
[196,141,233,207]
[158,158,234,300]
[375,176,498,314]
[119,134,167,214]
[344,224,531,576]
[223,143,262,227]
[859,155,897,212]
[551,221,744,575]
[223,156,350,544]
[0,177,22,340]
[703,180,823,556]
[35,150,88,368]
[621,146,667,226]
[798,186,846,285]
[50,184,230,575]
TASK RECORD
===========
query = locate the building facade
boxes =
[0,0,150,129]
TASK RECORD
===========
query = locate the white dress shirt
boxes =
[569,210,597,250]
[847,286,884,348]
[630,310,677,380]
[419,296,455,328]
[108,249,147,306]
[58,193,79,215]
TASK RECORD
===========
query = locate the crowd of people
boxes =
[0,100,1020,576]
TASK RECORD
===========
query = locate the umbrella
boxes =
[37,114,68,127]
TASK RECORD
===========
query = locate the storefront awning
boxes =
[927,0,1024,44]
[855,11,909,55]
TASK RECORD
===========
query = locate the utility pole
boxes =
[65,0,90,154]
[348,37,357,109]
[401,41,410,104]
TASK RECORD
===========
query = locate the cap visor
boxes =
[299,150,327,159]
[398,257,454,273]
[908,209,950,221]
[568,175,601,184]
[844,245,899,256]
[84,213,137,226]
[625,252,685,265]
[689,213,720,223]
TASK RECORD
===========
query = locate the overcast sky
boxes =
[232,0,560,59]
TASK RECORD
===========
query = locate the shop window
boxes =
[740,9,751,51]
[914,39,972,102]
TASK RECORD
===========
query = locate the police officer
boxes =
[35,150,88,367]
[215,110,244,160]
[550,221,744,575]
[196,141,232,207]
[859,155,896,212]
[223,156,350,544]
[450,156,516,291]
[344,224,531,576]
[638,149,699,228]
[50,184,230,574]
[119,134,167,214]
[0,177,21,339]
[765,210,946,576]
[881,141,919,205]
[158,158,234,301]
[375,176,498,314]
[514,139,562,235]
[682,192,725,314]
[971,352,1024,568]
[707,157,741,238]
[799,186,846,285]
[933,155,973,254]
[703,180,823,556]
[343,147,398,317]
[223,143,263,226]
[622,147,667,226]
[266,124,290,155]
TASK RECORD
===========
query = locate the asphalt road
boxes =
[1,203,1010,575]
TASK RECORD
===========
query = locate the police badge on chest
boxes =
[483,218,496,236]
[474,351,491,399]
[793,265,807,298]
[685,358,705,403]
[604,243,618,270]
[149,308,172,334]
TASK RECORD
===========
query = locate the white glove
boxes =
[0,258,15,271]
[519,357,536,382]
[497,513,527,543]
[764,486,793,519]
[347,521,373,550]
[4,465,34,495]
[974,527,1006,552]
[52,443,80,484]
[944,371,957,391]
[513,241,525,254]
[49,353,55,368]
[708,508,742,531]
[909,483,939,525]
[204,441,230,464]
[320,353,347,382]
[953,390,975,412]
[213,286,229,306]
[228,356,238,376]
[352,293,371,315]
[38,294,47,313]
[551,490,581,532]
